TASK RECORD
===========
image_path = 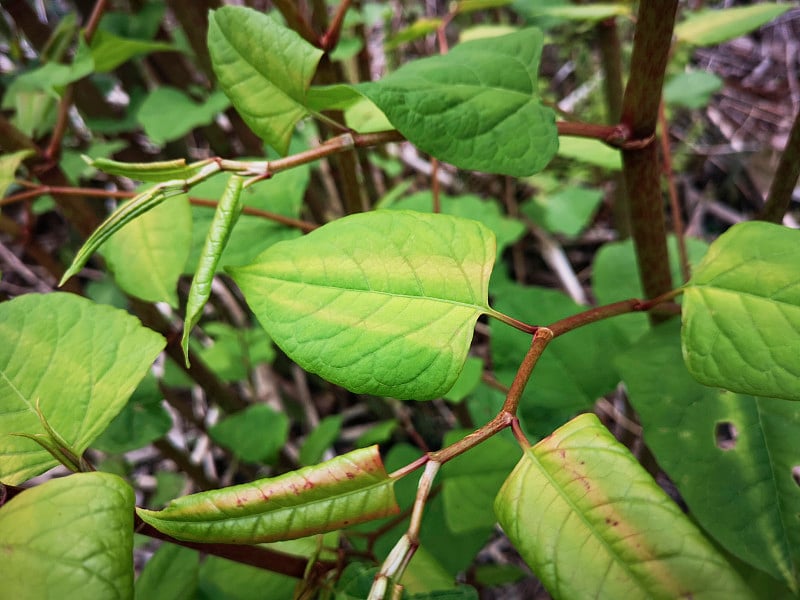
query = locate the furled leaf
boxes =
[182,175,244,362]
[682,222,800,401]
[137,445,399,543]
[675,4,792,46]
[137,87,231,145]
[209,404,288,464]
[90,157,213,183]
[0,472,134,600]
[207,6,324,154]
[230,211,496,400]
[60,182,187,285]
[103,190,191,308]
[89,29,176,72]
[494,413,755,599]
[357,29,558,176]
[618,321,800,592]
[0,293,164,484]
[185,167,307,273]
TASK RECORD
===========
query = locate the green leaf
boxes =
[675,4,792,47]
[0,293,164,484]
[357,29,558,177]
[90,29,176,72]
[135,543,198,600]
[182,174,244,363]
[663,71,723,109]
[618,321,800,592]
[195,321,275,382]
[555,136,621,170]
[103,190,191,308]
[92,374,171,454]
[230,211,496,400]
[494,413,755,599]
[523,3,630,20]
[60,181,187,285]
[185,167,307,273]
[299,415,343,466]
[682,222,800,401]
[0,472,134,600]
[137,445,399,543]
[209,404,289,463]
[60,140,127,184]
[0,150,33,197]
[442,356,483,403]
[90,157,213,183]
[386,192,525,253]
[137,87,231,145]
[207,6,324,154]
[441,432,518,534]
[593,235,710,343]
[491,284,622,413]
[199,557,294,600]
[522,185,603,236]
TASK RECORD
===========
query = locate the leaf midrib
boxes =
[247,272,490,314]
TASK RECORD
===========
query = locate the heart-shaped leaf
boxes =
[494,413,754,599]
[0,293,164,484]
[0,472,134,600]
[137,445,399,543]
[356,29,557,176]
[682,221,800,401]
[230,211,496,400]
[207,6,324,155]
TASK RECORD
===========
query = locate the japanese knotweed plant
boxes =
[2,3,800,600]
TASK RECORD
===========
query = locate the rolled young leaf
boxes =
[230,210,496,400]
[494,413,754,599]
[181,174,244,363]
[137,445,399,543]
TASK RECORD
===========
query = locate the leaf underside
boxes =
[494,413,754,600]
[137,445,399,543]
[230,210,496,400]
